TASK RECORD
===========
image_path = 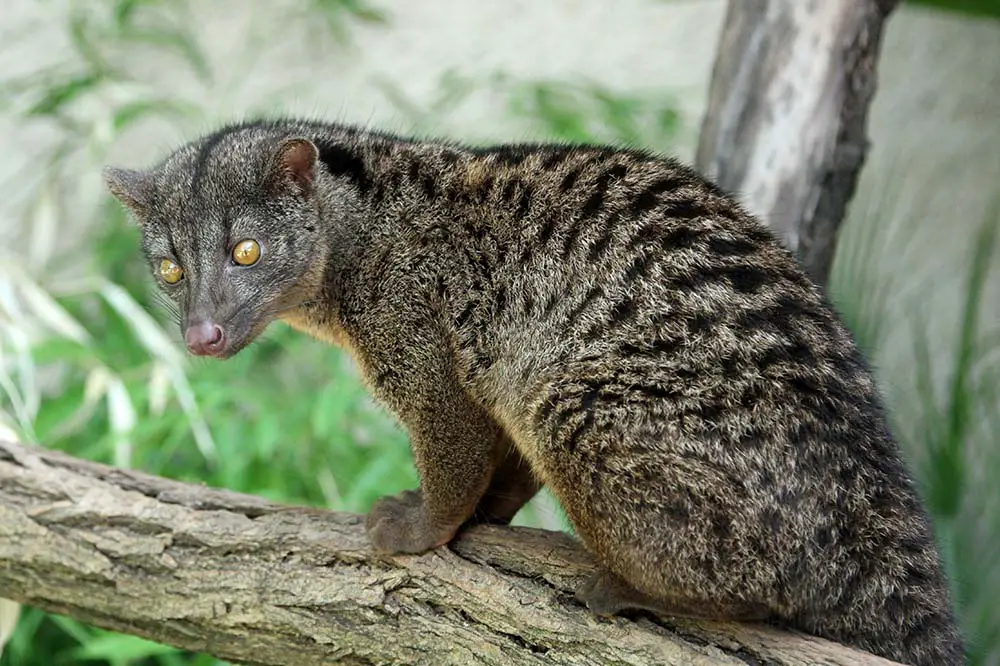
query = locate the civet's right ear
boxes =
[268,138,319,196]
[103,167,155,222]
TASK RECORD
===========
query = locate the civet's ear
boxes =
[103,167,155,222]
[269,137,319,195]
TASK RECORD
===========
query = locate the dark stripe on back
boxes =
[665,197,715,221]
[707,235,759,257]
[561,215,585,258]
[537,212,557,246]
[560,167,582,193]
[624,254,651,281]
[629,176,684,216]
[581,164,628,219]
[516,187,533,220]
[541,148,573,170]
[588,212,619,261]
[660,225,705,250]
[608,296,637,326]
[501,179,519,204]
[314,139,371,194]
[564,286,603,326]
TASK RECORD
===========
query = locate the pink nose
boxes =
[184,321,225,356]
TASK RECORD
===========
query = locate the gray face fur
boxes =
[105,133,328,357]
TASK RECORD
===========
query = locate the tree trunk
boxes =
[0,439,902,665]
[695,0,900,287]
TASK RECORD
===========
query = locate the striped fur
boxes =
[105,119,964,665]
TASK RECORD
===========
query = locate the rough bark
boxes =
[696,0,901,287]
[0,439,901,665]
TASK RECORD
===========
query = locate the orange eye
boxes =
[159,259,184,284]
[232,239,261,266]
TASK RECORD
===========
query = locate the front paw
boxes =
[365,489,455,554]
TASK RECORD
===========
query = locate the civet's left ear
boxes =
[268,137,319,196]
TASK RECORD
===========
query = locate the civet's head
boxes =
[104,128,332,358]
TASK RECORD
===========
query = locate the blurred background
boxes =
[0,0,998,664]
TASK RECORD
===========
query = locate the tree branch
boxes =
[0,439,900,665]
[695,0,900,287]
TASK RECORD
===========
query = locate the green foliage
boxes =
[504,78,681,152]
[373,69,479,135]
[907,0,1000,20]
[827,183,904,359]
[377,70,683,154]
[1,1,209,123]
[905,209,1000,663]
[305,0,390,45]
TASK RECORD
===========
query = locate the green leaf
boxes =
[906,0,1000,20]
[47,615,92,645]
[26,74,103,117]
[119,28,212,83]
[71,632,180,661]
[311,381,361,439]
[112,98,200,132]
[27,337,92,366]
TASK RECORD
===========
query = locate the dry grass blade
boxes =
[99,281,183,366]
[106,374,137,468]
[166,364,217,464]
[0,259,91,346]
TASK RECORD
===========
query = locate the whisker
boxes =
[150,293,182,326]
